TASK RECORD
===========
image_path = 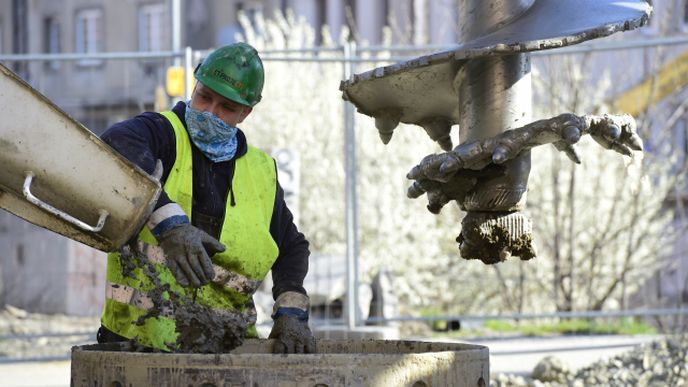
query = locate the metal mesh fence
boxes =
[1,37,687,345]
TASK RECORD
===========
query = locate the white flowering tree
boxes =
[495,52,688,314]
[238,12,687,320]
[239,13,492,317]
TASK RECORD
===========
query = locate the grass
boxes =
[430,317,657,338]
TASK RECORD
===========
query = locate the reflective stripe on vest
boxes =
[108,241,262,298]
[101,110,279,351]
[105,281,256,322]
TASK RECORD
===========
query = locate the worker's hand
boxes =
[269,315,316,354]
[157,223,225,288]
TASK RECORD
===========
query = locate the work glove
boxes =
[157,223,225,288]
[269,314,317,354]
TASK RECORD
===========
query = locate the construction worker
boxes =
[96,42,315,354]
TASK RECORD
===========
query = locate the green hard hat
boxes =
[194,42,264,107]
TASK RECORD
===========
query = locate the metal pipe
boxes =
[457,54,532,213]
[533,35,688,55]
[22,172,109,233]
[453,0,535,262]
[0,51,184,61]
[207,34,688,55]
[344,41,360,329]
[2,35,688,64]
[184,46,193,101]
[171,0,182,66]
[365,307,688,323]
[261,56,422,63]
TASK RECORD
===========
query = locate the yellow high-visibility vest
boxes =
[101,110,279,351]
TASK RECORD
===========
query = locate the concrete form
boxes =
[71,339,489,387]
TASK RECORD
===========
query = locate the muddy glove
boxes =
[269,291,315,354]
[269,314,316,354]
[157,224,225,288]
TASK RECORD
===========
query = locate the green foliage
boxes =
[419,307,449,331]
[483,319,517,332]
[471,318,657,337]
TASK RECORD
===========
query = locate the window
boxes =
[75,8,103,66]
[344,0,357,40]
[44,16,61,70]
[315,0,326,45]
[685,123,688,157]
[681,0,688,32]
[16,244,25,266]
[412,0,429,44]
[382,0,389,28]
[681,116,688,164]
[236,2,262,34]
[139,3,165,51]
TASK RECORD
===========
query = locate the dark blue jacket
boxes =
[101,101,309,299]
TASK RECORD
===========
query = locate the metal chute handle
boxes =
[22,172,109,233]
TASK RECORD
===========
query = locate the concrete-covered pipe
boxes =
[455,0,536,262]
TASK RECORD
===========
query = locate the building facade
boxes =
[0,0,462,134]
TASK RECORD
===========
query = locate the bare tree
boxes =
[519,50,688,313]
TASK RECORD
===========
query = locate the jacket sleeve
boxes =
[269,179,310,300]
[100,112,190,238]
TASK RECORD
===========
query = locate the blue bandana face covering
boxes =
[184,101,239,162]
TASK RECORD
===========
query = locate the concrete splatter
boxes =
[119,242,249,353]
[458,222,536,264]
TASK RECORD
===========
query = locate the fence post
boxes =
[184,46,193,101]
[344,41,360,330]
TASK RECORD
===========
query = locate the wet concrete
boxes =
[0,138,19,153]
[119,243,249,353]
[174,302,248,353]
[458,220,536,264]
